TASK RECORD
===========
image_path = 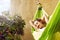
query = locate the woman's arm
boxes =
[29,20,38,30]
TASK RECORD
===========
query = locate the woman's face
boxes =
[34,20,44,29]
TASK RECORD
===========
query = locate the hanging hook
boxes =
[35,0,42,10]
[36,0,40,4]
[35,0,41,5]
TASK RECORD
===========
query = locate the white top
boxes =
[32,27,46,40]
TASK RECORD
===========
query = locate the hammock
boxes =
[32,1,60,40]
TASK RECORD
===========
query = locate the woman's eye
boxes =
[36,21,38,24]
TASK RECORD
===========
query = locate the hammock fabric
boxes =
[31,4,43,33]
[32,1,60,40]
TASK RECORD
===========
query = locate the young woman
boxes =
[29,13,49,31]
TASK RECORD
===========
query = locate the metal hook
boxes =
[35,0,42,5]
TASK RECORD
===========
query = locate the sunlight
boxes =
[0,0,10,15]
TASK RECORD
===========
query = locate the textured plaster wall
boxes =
[10,0,58,40]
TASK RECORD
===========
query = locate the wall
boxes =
[10,0,58,40]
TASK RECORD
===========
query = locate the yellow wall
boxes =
[10,0,58,40]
